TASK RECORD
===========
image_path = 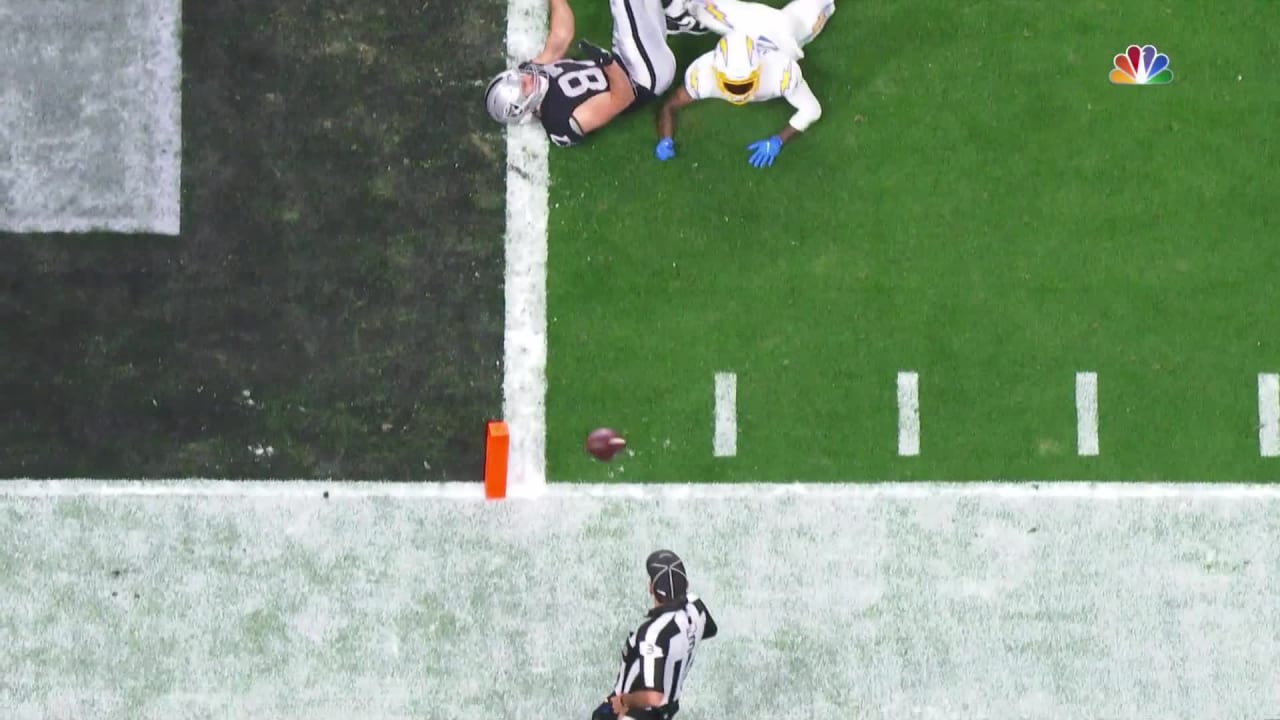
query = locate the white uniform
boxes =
[682,44,823,131]
[684,0,836,60]
[611,0,680,97]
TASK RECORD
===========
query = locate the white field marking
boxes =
[150,0,182,235]
[4,480,1280,500]
[1259,373,1280,457]
[897,371,919,456]
[501,0,550,489]
[714,372,738,457]
[2,0,181,235]
[1076,372,1099,456]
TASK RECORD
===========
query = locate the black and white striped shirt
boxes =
[612,594,718,713]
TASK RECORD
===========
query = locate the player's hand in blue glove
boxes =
[655,137,676,161]
[746,135,783,168]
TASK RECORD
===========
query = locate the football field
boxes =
[3,3,1280,717]
[536,0,1280,482]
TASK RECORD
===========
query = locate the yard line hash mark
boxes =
[502,0,550,489]
[1076,372,1099,456]
[1259,373,1279,457]
[897,372,919,456]
[714,372,737,457]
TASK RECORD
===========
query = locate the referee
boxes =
[591,550,719,720]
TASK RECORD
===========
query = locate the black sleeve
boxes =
[538,90,584,147]
[695,598,718,639]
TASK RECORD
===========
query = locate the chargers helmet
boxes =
[484,64,550,125]
[712,33,762,104]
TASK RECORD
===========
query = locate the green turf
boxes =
[547,0,1280,481]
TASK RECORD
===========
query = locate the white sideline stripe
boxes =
[897,371,919,456]
[714,372,737,457]
[1259,373,1280,457]
[3,481,1280,500]
[1076,372,1099,456]
[501,0,550,489]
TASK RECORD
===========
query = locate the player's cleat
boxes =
[666,12,711,35]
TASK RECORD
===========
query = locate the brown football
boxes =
[585,427,627,462]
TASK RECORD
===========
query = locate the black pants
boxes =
[591,701,679,720]
[622,75,658,112]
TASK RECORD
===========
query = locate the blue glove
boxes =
[655,137,676,161]
[746,135,783,168]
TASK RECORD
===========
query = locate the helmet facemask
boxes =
[713,34,762,105]
[485,67,550,125]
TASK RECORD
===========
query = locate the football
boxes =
[585,427,627,462]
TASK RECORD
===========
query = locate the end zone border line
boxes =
[502,0,550,491]
[2,480,1279,500]
[151,0,183,236]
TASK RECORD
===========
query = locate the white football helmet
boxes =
[712,33,762,104]
[484,65,549,125]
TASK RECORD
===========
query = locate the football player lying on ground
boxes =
[654,0,836,167]
[484,0,691,147]
[590,550,718,720]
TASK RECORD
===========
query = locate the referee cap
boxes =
[645,549,689,601]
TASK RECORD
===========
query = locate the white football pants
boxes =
[610,0,679,96]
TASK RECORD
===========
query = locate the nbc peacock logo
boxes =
[1110,44,1173,85]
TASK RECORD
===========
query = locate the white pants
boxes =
[610,0,678,96]
[688,0,836,59]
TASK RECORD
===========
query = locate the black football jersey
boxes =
[537,59,614,147]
